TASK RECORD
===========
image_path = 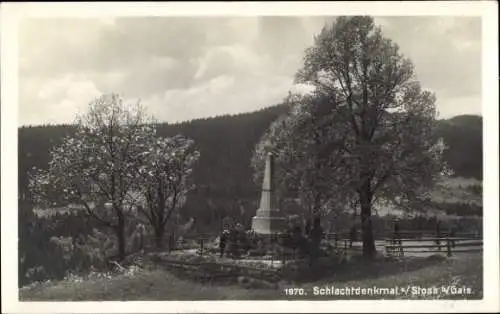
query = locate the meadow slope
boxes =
[20,254,482,301]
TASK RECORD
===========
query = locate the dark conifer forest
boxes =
[18,104,483,202]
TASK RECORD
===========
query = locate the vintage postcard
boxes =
[1,1,499,313]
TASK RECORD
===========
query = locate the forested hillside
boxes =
[435,115,483,179]
[18,104,482,229]
[18,105,287,197]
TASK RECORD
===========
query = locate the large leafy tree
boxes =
[254,16,449,259]
[135,134,200,248]
[30,94,155,261]
[252,93,355,219]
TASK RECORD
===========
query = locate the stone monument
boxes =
[251,152,286,234]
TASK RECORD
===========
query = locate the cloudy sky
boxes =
[18,16,482,126]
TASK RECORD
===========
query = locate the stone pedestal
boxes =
[252,211,286,234]
[251,152,286,235]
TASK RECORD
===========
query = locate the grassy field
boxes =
[430,177,482,206]
[19,253,482,301]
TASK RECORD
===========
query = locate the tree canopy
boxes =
[29,94,200,260]
[253,16,450,258]
[135,134,200,248]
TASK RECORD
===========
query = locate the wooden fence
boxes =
[384,236,483,257]
[140,231,483,260]
[193,232,359,267]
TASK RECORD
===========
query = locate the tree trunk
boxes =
[116,218,126,261]
[309,191,321,227]
[154,223,165,249]
[359,186,376,259]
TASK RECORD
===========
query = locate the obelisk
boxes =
[251,152,286,234]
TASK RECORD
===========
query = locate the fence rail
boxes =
[384,236,482,257]
[138,230,482,260]
[386,237,481,242]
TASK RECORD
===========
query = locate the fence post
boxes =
[271,250,274,269]
[168,234,172,253]
[200,238,204,256]
[282,249,286,271]
[334,233,338,249]
[447,237,452,257]
[344,239,347,251]
[169,232,175,253]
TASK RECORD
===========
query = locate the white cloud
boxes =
[436,94,483,119]
[194,44,268,81]
[18,16,482,126]
[142,74,296,123]
[20,75,101,125]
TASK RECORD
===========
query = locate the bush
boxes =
[426,254,447,262]
[468,184,482,196]
[248,248,267,257]
[224,228,252,258]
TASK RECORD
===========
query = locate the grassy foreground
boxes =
[19,254,482,301]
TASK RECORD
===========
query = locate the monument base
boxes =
[251,215,287,235]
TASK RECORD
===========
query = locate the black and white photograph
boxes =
[1,1,499,313]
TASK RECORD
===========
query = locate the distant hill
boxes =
[18,105,482,227]
[18,104,288,199]
[435,115,482,179]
